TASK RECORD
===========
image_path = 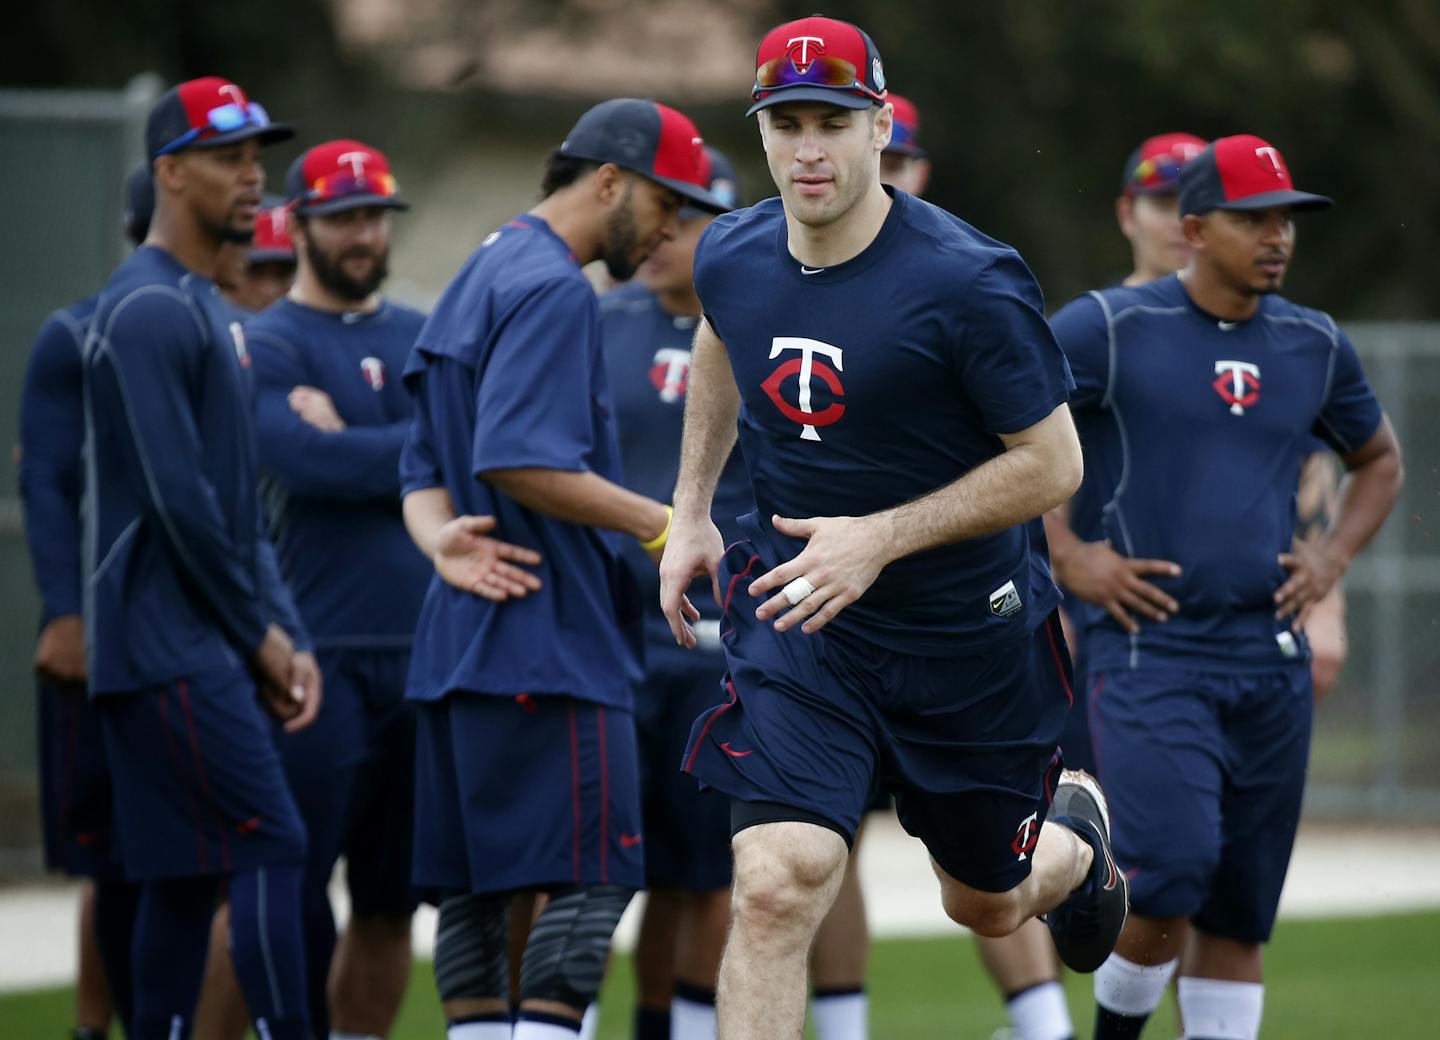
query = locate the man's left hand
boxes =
[1275,539,1346,627]
[749,514,890,634]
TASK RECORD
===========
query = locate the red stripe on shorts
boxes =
[1044,615,1075,707]
[156,687,207,872]
[568,703,582,882]
[683,678,741,775]
[596,707,609,884]
[177,681,230,872]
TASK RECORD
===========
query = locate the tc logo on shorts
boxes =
[360,356,386,391]
[229,322,250,369]
[761,337,846,441]
[1012,810,1040,861]
[1213,360,1260,416]
[650,347,691,403]
[989,579,1022,618]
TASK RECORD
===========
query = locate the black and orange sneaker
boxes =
[1044,769,1129,973]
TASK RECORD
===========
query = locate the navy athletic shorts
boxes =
[1056,599,1097,775]
[1089,663,1312,942]
[412,692,645,896]
[278,648,418,918]
[683,540,1073,894]
[636,669,733,891]
[38,683,121,879]
[97,666,307,880]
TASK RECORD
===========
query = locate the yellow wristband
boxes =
[639,504,674,552]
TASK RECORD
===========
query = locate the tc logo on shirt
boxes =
[761,337,846,441]
[650,347,691,403]
[1213,360,1261,416]
[360,356,386,391]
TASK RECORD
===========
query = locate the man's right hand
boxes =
[253,622,296,695]
[1057,540,1181,634]
[434,515,543,600]
[659,514,725,648]
[35,614,86,687]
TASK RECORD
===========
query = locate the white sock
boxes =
[331,1033,384,1040]
[811,989,868,1040]
[1094,954,1179,1016]
[447,1019,513,1040]
[1178,977,1264,1039]
[1007,980,1073,1040]
[672,991,718,1039]
[513,1017,580,1039]
[577,1004,599,1040]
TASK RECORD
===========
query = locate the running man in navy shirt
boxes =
[658,17,1127,1038]
[18,165,154,1040]
[247,138,430,1040]
[400,99,725,1040]
[1048,136,1402,1040]
[600,146,746,1040]
[83,77,320,1040]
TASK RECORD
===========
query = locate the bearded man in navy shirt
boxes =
[658,17,1129,1038]
[1047,137,1403,1040]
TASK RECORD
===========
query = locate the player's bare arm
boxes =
[1294,448,1348,697]
[288,385,346,431]
[751,402,1084,634]
[1043,505,1182,634]
[33,614,86,686]
[659,317,740,646]
[1276,416,1403,624]
[402,486,543,601]
[479,468,671,551]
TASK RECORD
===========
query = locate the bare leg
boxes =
[1115,914,1189,967]
[717,822,849,1040]
[330,911,413,1036]
[809,826,868,992]
[1183,929,1261,983]
[934,819,1092,938]
[636,889,684,1012]
[975,917,1061,994]
[192,902,250,1040]
[676,888,732,991]
[74,881,114,1033]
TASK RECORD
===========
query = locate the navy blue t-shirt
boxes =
[693,189,1074,655]
[401,215,643,708]
[247,297,432,649]
[84,246,309,693]
[599,282,753,677]
[19,298,96,627]
[1051,274,1383,671]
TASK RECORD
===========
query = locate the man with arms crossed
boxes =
[400,98,724,1040]
[1048,136,1402,1040]
[659,17,1128,1039]
[83,76,320,1038]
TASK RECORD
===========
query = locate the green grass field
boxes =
[3,911,1437,1038]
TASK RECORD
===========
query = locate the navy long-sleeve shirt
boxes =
[19,298,96,626]
[83,245,308,694]
[246,297,431,648]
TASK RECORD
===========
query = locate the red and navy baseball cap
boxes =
[250,199,296,264]
[681,146,742,219]
[285,139,410,217]
[558,98,727,213]
[1121,132,1207,196]
[146,77,291,159]
[748,15,888,117]
[1179,134,1333,216]
[884,94,925,158]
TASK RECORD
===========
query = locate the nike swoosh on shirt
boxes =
[1218,320,1239,331]
[800,266,825,275]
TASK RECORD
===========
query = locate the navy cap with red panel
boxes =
[1179,134,1332,216]
[884,93,925,158]
[680,145,743,219]
[1121,132,1207,196]
[249,198,296,264]
[285,139,410,217]
[748,15,888,116]
[558,98,727,213]
[145,77,292,159]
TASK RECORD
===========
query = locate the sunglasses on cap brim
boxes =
[156,101,272,157]
[752,54,886,105]
[304,170,399,206]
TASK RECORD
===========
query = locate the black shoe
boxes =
[1044,768,1128,973]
